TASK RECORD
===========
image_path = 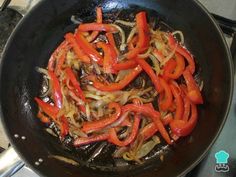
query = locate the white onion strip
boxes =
[110,24,126,51]
[172,30,184,45]
[115,20,136,27]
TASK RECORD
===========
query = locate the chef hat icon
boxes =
[214,150,229,164]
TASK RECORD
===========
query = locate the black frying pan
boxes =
[0,0,234,177]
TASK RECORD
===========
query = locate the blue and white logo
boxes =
[214,150,229,172]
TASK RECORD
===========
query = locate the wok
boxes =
[0,0,234,177]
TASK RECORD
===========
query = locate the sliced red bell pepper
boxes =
[122,104,171,144]
[183,95,191,122]
[90,65,142,91]
[74,133,109,147]
[65,67,86,102]
[60,115,69,138]
[108,114,140,146]
[82,102,121,133]
[170,102,198,137]
[97,42,117,74]
[134,58,163,92]
[163,59,176,81]
[64,33,90,63]
[152,49,165,63]
[48,41,67,72]
[37,111,51,124]
[128,35,138,50]
[113,60,137,71]
[87,7,103,42]
[183,69,203,104]
[140,113,173,140]
[48,71,63,109]
[35,97,59,120]
[163,53,185,79]
[126,12,150,59]
[170,82,184,120]
[75,33,103,65]
[78,23,118,33]
[106,32,119,55]
[168,34,195,74]
[158,77,173,111]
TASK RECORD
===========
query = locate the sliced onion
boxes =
[92,61,102,75]
[138,47,152,58]
[85,103,91,121]
[161,44,177,66]
[71,15,83,25]
[68,91,84,105]
[136,137,160,159]
[113,147,129,158]
[85,93,103,100]
[36,67,50,79]
[115,69,132,82]
[108,112,129,128]
[149,54,161,75]
[110,24,126,51]
[172,30,184,45]
[115,20,136,27]
[127,26,137,43]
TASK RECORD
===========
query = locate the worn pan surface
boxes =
[0,0,233,177]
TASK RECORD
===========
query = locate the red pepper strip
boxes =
[82,102,121,133]
[152,49,165,63]
[126,12,150,59]
[180,84,191,121]
[48,71,63,109]
[48,41,67,72]
[183,96,191,122]
[140,114,173,140]
[113,60,137,71]
[183,69,203,104]
[97,42,117,74]
[34,97,59,120]
[60,116,69,138]
[65,67,86,102]
[78,23,118,33]
[128,35,138,50]
[37,111,51,124]
[134,58,163,92]
[122,104,171,144]
[106,33,119,55]
[87,7,103,42]
[163,53,185,80]
[91,65,142,91]
[75,33,103,65]
[108,114,140,146]
[120,118,132,127]
[163,59,176,81]
[64,33,90,64]
[74,133,109,147]
[168,34,195,74]
[158,77,173,111]
[170,102,197,137]
[170,82,184,120]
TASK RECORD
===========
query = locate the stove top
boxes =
[0,0,235,177]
